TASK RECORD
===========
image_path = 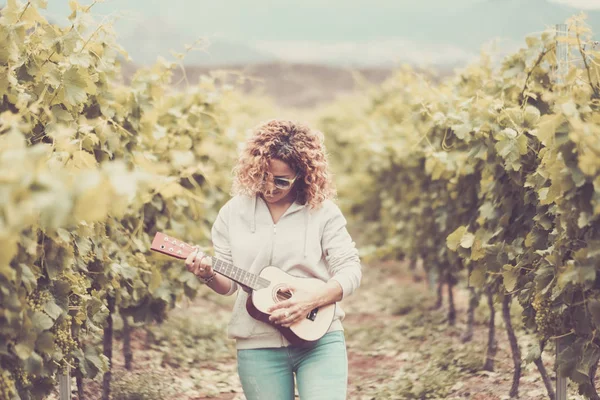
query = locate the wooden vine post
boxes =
[59,366,71,400]
[554,22,569,400]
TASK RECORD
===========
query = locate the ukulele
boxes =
[150,232,336,344]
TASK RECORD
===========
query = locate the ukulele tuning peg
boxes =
[180,243,185,247]
[177,250,182,255]
[164,237,170,242]
[169,247,174,252]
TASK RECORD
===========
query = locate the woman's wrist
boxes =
[312,280,343,308]
[200,272,217,284]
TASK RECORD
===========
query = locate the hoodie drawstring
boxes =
[303,210,309,259]
[251,195,257,233]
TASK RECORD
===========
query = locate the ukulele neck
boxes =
[209,257,269,290]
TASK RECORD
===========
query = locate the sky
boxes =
[4,0,600,66]
[552,0,600,8]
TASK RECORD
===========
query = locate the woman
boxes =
[184,119,362,400]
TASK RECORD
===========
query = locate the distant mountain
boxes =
[120,17,278,65]
[119,61,458,109]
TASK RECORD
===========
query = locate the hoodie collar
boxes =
[251,194,310,259]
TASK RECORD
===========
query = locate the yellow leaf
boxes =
[68,150,97,169]
[149,268,162,293]
[1,0,21,24]
[159,181,184,199]
[32,0,48,9]
[502,264,518,292]
[579,147,600,176]
[471,234,485,261]
[73,175,113,223]
[21,3,45,25]
[69,0,79,12]
[532,114,562,147]
[0,233,18,281]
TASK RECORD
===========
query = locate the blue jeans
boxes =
[237,331,348,400]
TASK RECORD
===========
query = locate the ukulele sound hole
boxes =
[274,286,292,302]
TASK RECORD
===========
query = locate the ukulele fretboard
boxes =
[209,257,270,290]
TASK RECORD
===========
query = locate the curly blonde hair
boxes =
[232,119,336,208]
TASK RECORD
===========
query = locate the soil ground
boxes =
[51,259,594,399]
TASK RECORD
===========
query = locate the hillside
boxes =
[121,62,456,108]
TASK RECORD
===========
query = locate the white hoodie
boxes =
[210,194,362,350]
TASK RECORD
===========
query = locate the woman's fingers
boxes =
[269,306,303,326]
[184,247,210,276]
[266,286,295,313]
[184,249,199,272]
[191,251,214,278]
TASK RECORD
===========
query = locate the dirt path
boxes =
[59,259,591,399]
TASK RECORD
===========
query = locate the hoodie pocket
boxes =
[228,291,278,338]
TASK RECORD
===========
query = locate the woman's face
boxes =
[262,159,298,204]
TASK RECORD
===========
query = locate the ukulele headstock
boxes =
[150,232,196,260]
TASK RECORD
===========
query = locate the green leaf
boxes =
[534,265,554,293]
[451,120,472,140]
[460,232,475,249]
[62,67,95,106]
[523,105,541,127]
[469,265,486,288]
[557,341,579,378]
[19,263,37,292]
[447,226,467,251]
[24,352,44,376]
[111,262,138,280]
[45,259,61,280]
[573,305,593,335]
[502,264,518,292]
[561,100,579,117]
[55,228,72,244]
[149,268,162,294]
[32,311,54,333]
[576,343,600,377]
[43,300,63,320]
[587,299,600,328]
[83,345,108,378]
[15,333,36,360]
[494,129,528,171]
[86,296,105,318]
[35,331,55,353]
[76,236,93,258]
[558,263,596,290]
[531,114,562,147]
[524,342,541,363]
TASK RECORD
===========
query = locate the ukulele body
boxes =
[148,232,336,345]
[245,266,336,345]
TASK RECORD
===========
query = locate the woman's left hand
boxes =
[267,285,319,328]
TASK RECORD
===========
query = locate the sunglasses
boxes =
[269,174,299,190]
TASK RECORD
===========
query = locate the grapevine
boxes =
[26,289,52,313]
[0,371,16,400]
[319,14,600,399]
[0,1,266,398]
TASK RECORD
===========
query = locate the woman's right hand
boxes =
[184,247,214,279]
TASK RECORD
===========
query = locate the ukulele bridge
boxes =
[306,308,318,321]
